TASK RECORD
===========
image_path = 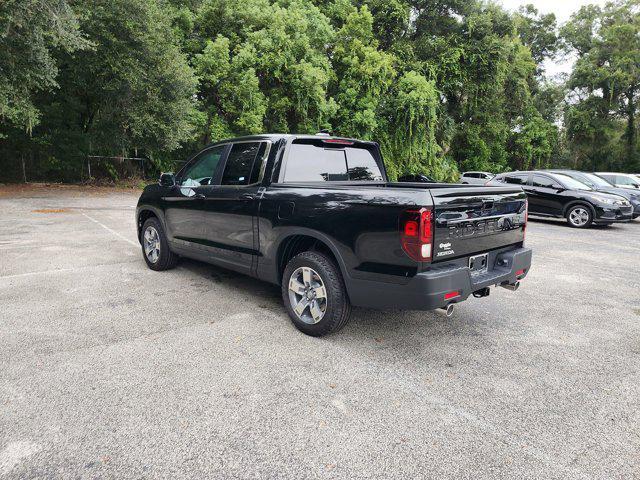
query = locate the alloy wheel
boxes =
[143,226,161,263]
[288,266,328,324]
[569,207,590,227]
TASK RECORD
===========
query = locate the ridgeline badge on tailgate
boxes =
[446,215,524,240]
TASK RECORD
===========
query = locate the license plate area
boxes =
[468,253,488,275]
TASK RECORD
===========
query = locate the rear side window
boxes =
[283,141,384,182]
[464,173,479,178]
[503,174,528,185]
[221,142,265,186]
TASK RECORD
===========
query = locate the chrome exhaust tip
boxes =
[436,303,455,317]
[501,280,520,292]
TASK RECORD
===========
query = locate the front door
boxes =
[163,145,226,246]
[526,174,563,215]
[199,141,270,275]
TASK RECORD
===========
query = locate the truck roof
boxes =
[204,133,378,148]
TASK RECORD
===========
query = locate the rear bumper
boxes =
[347,246,532,311]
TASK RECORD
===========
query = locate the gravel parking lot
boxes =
[1,184,639,479]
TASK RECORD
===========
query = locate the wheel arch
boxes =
[275,230,349,289]
[136,206,165,243]
[563,200,596,218]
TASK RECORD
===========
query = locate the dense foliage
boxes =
[1,0,639,182]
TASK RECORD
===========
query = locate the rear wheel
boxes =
[141,217,179,270]
[566,205,593,228]
[282,251,351,337]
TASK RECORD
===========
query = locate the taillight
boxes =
[400,208,433,262]
[322,138,354,145]
[523,199,528,243]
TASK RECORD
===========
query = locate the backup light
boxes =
[400,208,433,262]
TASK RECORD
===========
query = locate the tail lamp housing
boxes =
[523,199,528,243]
[400,208,433,262]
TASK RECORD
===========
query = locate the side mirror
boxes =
[159,172,176,187]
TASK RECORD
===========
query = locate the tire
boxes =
[141,217,179,271]
[281,251,351,337]
[566,204,593,228]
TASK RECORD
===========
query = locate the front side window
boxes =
[179,146,224,187]
[532,175,556,188]
[221,142,265,186]
[283,141,384,182]
[616,175,640,186]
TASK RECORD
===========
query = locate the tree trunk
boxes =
[21,154,27,183]
[625,89,636,169]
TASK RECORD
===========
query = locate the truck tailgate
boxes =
[430,186,527,261]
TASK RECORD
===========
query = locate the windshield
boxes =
[582,173,613,188]
[554,174,592,190]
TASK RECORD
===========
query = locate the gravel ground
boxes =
[1,184,639,479]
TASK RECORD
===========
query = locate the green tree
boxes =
[330,6,396,139]
[562,0,640,172]
[0,0,88,135]
[7,0,198,180]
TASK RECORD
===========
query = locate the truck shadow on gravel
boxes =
[177,257,456,339]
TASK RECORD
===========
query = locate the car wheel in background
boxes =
[141,217,179,271]
[282,251,351,337]
[566,205,593,228]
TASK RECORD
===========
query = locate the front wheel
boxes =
[566,205,593,228]
[282,251,351,337]
[141,217,179,270]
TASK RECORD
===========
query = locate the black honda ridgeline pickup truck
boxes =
[136,134,531,336]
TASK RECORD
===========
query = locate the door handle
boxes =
[239,193,255,200]
[193,192,205,199]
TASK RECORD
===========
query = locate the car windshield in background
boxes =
[582,172,613,188]
[284,141,384,182]
[555,174,592,190]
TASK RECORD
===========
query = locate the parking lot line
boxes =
[81,211,138,247]
[0,260,139,280]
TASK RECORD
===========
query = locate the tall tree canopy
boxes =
[0,0,88,135]
[1,0,638,182]
[562,0,640,172]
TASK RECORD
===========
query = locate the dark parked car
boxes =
[397,173,435,183]
[136,134,531,336]
[547,170,640,219]
[489,171,633,228]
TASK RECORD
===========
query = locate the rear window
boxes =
[283,141,384,182]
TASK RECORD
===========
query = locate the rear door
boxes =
[430,186,527,261]
[199,141,271,274]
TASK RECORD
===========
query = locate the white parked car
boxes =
[460,171,494,185]
[595,172,640,190]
